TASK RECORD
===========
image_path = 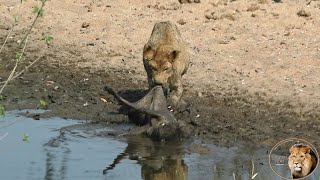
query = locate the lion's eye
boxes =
[163,67,171,72]
[300,155,304,158]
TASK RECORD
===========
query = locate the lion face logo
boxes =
[288,144,317,179]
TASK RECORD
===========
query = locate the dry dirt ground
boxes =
[1,0,320,146]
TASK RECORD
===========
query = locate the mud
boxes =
[1,0,320,147]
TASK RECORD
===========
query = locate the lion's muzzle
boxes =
[294,163,302,171]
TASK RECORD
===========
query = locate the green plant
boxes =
[0,105,5,116]
[22,132,30,143]
[0,0,50,141]
[39,99,47,108]
[0,0,50,96]
[20,0,48,46]
[33,5,43,16]
[42,35,53,45]
[15,52,22,61]
[0,36,28,94]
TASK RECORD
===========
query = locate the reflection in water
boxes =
[41,123,130,180]
[44,130,70,180]
[104,137,188,180]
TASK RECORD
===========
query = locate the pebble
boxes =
[177,19,186,25]
[81,22,90,28]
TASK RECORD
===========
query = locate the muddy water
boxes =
[0,110,319,180]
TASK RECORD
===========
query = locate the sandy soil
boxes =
[1,0,320,146]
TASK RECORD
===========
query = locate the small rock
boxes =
[170,3,181,10]
[100,97,108,103]
[190,120,200,127]
[218,40,229,44]
[258,0,268,4]
[297,10,311,17]
[179,0,200,4]
[33,114,40,120]
[81,22,90,28]
[177,19,186,25]
[247,4,260,12]
[86,42,95,46]
[280,41,286,45]
[205,13,215,20]
[85,5,93,12]
[221,13,236,21]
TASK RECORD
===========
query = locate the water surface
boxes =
[0,110,319,180]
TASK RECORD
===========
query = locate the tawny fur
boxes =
[143,21,190,108]
[288,144,317,179]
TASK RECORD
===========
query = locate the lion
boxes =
[143,21,190,109]
[103,136,188,180]
[288,144,317,179]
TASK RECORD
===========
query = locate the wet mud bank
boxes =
[1,62,320,147]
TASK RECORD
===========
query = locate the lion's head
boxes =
[288,144,317,179]
[143,45,180,92]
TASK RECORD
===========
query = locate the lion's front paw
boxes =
[167,96,180,110]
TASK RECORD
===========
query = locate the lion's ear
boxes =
[289,146,294,154]
[143,45,155,60]
[169,50,180,62]
[305,146,311,154]
[143,44,151,52]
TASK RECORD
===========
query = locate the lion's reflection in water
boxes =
[103,136,188,180]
